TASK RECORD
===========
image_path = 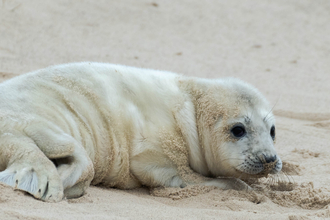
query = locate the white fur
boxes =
[0,62,281,201]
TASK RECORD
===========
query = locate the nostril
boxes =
[265,155,276,163]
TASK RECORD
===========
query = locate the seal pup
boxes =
[0,62,282,202]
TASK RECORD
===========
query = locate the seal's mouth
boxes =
[234,168,271,179]
[234,154,282,179]
[234,168,274,180]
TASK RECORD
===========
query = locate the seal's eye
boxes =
[270,125,275,140]
[231,125,246,138]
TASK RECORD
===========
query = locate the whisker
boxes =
[264,115,275,123]
[263,95,281,122]
[280,170,295,184]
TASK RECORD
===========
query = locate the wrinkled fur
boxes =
[0,62,281,202]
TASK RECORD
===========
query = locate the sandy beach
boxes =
[0,0,330,219]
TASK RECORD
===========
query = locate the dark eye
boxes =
[231,125,246,138]
[270,125,275,140]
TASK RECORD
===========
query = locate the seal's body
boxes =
[0,63,282,202]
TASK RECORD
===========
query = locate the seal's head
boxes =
[196,78,282,179]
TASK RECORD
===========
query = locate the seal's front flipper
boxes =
[54,143,94,199]
[25,124,94,199]
[0,133,64,202]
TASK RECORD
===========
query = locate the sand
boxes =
[0,0,330,219]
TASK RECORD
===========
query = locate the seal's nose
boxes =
[264,154,277,163]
